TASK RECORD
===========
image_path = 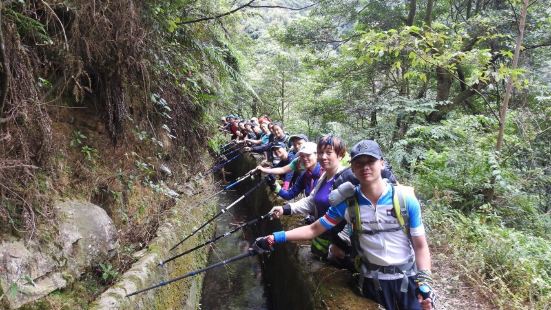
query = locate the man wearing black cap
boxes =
[254,140,435,310]
[288,134,308,156]
[265,141,296,190]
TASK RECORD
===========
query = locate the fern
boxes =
[4,8,51,44]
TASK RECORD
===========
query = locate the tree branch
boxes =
[524,40,551,50]
[177,0,257,25]
[248,3,317,11]
[177,1,316,25]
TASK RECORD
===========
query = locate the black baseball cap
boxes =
[289,134,309,142]
[271,141,287,150]
[350,140,383,161]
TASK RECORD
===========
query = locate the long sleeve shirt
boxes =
[277,163,322,200]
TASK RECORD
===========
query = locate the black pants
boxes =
[361,276,421,310]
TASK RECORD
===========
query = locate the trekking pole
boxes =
[223,168,258,191]
[205,152,242,175]
[220,141,242,155]
[188,187,228,210]
[220,140,240,151]
[212,147,241,166]
[220,141,235,151]
[160,211,273,266]
[186,169,254,211]
[170,178,267,251]
[185,169,255,214]
[221,144,244,158]
[196,152,241,179]
[127,249,259,297]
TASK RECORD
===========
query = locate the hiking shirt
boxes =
[277,163,322,200]
[289,167,347,241]
[250,134,288,154]
[260,133,270,145]
[230,123,239,139]
[274,152,296,190]
[288,166,346,218]
[319,181,425,280]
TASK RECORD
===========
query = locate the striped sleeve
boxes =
[319,201,347,230]
[406,195,425,236]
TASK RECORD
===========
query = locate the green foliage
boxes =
[387,114,549,237]
[98,263,119,284]
[70,130,87,148]
[70,131,98,162]
[207,131,230,154]
[80,145,98,162]
[426,205,551,308]
[4,7,51,44]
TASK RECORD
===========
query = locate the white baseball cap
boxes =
[297,142,317,155]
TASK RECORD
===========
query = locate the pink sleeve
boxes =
[282,181,290,190]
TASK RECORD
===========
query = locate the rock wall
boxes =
[0,177,218,309]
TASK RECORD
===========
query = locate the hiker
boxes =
[252,124,263,139]
[265,141,322,200]
[269,135,350,261]
[243,122,271,146]
[254,140,435,310]
[244,122,257,139]
[244,122,289,160]
[288,134,308,157]
[229,118,240,140]
[250,117,260,127]
[258,114,271,124]
[266,141,296,190]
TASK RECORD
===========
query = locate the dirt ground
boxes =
[431,252,497,310]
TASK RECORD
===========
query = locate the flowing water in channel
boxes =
[199,189,269,310]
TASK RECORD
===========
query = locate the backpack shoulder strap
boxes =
[346,195,364,255]
[392,184,413,237]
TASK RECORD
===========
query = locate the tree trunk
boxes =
[280,72,285,125]
[474,0,482,14]
[435,67,452,101]
[406,0,417,26]
[425,0,435,27]
[251,96,258,116]
[496,0,529,151]
[427,67,453,122]
[0,5,9,120]
[466,0,473,19]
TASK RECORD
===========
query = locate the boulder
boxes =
[57,200,118,277]
[0,200,118,309]
[0,240,67,309]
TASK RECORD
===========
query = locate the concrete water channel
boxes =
[93,152,377,309]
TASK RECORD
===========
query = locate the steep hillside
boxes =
[0,1,240,308]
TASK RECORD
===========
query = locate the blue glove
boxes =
[415,270,436,307]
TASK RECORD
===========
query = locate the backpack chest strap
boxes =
[358,226,404,235]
